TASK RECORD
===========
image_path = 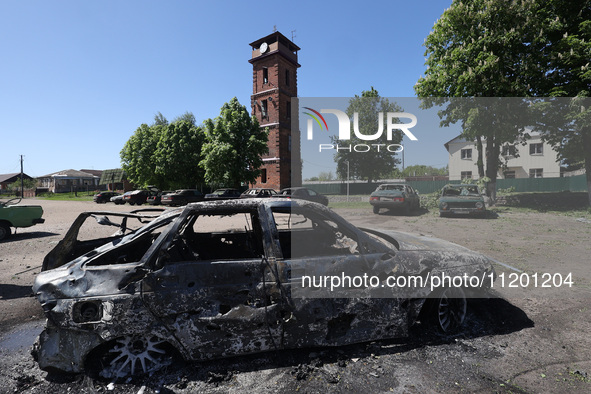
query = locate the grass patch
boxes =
[38,192,95,201]
[329,201,368,209]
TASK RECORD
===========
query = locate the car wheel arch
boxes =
[0,220,12,240]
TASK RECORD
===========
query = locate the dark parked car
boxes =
[278,187,329,206]
[147,191,173,206]
[439,184,486,218]
[32,198,496,379]
[161,189,205,206]
[93,191,120,204]
[111,192,131,205]
[369,183,420,214]
[124,190,153,206]
[240,188,278,198]
[204,188,242,200]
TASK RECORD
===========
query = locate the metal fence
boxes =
[303,174,587,195]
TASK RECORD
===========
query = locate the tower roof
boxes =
[249,31,300,52]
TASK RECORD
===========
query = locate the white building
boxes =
[445,132,561,181]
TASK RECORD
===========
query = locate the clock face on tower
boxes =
[260,42,268,53]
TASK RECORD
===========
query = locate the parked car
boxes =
[32,198,496,379]
[278,187,329,205]
[439,184,486,218]
[93,191,120,204]
[111,192,131,205]
[240,188,278,198]
[147,191,172,206]
[204,188,242,200]
[0,198,45,240]
[124,190,152,206]
[369,183,420,214]
[161,189,205,206]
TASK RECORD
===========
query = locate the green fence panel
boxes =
[304,174,587,195]
[496,175,586,192]
[568,175,587,192]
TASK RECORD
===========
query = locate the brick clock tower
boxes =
[249,31,301,190]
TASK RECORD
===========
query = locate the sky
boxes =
[0,0,459,179]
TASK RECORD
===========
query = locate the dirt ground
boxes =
[1,199,591,393]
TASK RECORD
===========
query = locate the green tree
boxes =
[317,171,334,181]
[155,119,206,190]
[332,87,403,183]
[153,112,168,126]
[120,112,205,190]
[120,122,161,188]
[402,165,448,177]
[200,98,269,188]
[414,0,539,201]
[532,1,591,205]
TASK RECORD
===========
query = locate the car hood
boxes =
[440,195,483,202]
[365,229,495,275]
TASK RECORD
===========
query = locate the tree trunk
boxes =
[485,137,500,204]
[476,136,485,178]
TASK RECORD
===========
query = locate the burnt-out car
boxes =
[32,199,496,379]
[439,184,486,218]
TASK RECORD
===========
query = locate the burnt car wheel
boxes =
[0,222,11,240]
[93,335,175,379]
[425,287,467,333]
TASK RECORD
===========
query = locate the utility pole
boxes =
[20,155,24,198]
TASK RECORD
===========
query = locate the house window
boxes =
[263,67,268,84]
[288,135,292,152]
[504,170,516,179]
[261,99,268,120]
[461,171,472,180]
[529,143,543,155]
[502,145,517,157]
[286,69,290,86]
[286,101,291,119]
[461,148,472,160]
[260,168,267,184]
[529,168,543,178]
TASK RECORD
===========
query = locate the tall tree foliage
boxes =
[155,119,205,190]
[200,98,268,188]
[415,0,539,201]
[332,87,403,183]
[120,122,161,189]
[120,112,205,190]
[416,0,591,205]
[533,1,591,205]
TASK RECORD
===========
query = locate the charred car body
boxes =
[32,198,496,379]
[439,184,486,218]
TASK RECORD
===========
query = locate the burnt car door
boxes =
[267,204,411,349]
[140,205,287,360]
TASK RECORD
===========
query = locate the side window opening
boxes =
[271,209,358,259]
[164,211,264,264]
[86,218,172,267]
